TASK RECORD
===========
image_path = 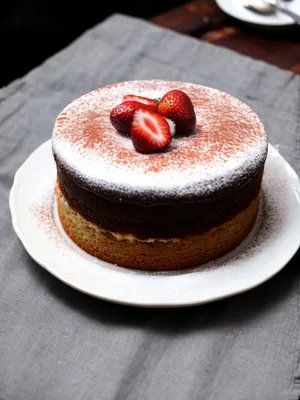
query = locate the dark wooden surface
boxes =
[150,0,300,74]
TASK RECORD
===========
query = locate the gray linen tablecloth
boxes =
[1,13,300,400]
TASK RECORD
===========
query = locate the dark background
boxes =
[1,0,188,88]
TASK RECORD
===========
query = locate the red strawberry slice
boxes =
[110,101,153,134]
[157,90,196,132]
[131,108,174,154]
[123,95,157,111]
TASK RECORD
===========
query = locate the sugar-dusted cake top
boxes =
[52,80,267,203]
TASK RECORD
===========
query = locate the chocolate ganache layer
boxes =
[56,166,263,239]
[52,80,268,239]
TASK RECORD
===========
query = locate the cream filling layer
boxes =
[108,231,180,243]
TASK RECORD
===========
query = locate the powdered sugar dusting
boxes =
[209,152,294,270]
[31,188,94,260]
[52,80,267,200]
[30,186,70,251]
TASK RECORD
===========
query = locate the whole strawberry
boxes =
[157,90,196,132]
[110,101,153,134]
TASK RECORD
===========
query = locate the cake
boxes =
[52,80,268,270]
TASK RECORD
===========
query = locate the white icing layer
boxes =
[52,80,268,201]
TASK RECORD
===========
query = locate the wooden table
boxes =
[150,0,300,74]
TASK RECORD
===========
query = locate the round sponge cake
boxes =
[52,80,268,270]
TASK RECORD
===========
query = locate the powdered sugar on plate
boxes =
[9,141,300,306]
[52,80,268,201]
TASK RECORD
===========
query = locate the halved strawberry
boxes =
[123,95,157,111]
[110,101,154,134]
[131,108,174,154]
[157,90,196,132]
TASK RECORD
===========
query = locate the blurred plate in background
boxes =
[216,0,300,26]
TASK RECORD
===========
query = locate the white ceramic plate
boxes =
[216,0,300,26]
[9,140,300,307]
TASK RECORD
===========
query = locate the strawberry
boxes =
[123,95,157,111]
[157,90,196,132]
[110,101,153,134]
[131,108,174,154]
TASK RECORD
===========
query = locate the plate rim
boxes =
[9,140,300,308]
